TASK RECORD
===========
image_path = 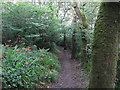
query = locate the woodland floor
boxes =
[50,47,88,88]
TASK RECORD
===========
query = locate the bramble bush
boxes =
[1,44,60,88]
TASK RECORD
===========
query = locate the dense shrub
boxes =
[2,2,59,51]
[1,44,60,88]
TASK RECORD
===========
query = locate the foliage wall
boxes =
[2,2,59,51]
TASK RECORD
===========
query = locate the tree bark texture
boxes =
[89,2,119,88]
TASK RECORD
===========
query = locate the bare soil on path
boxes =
[50,47,88,88]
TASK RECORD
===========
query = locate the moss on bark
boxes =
[72,2,88,60]
[73,2,88,28]
[89,2,119,88]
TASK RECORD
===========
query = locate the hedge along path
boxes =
[50,47,88,88]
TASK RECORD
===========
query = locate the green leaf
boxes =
[25,34,40,38]
[16,61,21,68]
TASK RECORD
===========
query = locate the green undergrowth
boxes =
[1,44,60,88]
[82,61,92,75]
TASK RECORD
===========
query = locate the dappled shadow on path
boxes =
[50,47,88,88]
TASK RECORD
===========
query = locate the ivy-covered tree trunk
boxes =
[72,2,88,60]
[89,2,119,88]
[71,4,78,59]
[73,2,88,62]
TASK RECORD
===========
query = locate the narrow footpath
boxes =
[50,47,88,88]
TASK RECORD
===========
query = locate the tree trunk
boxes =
[72,2,88,61]
[72,28,77,59]
[80,30,87,62]
[116,11,120,87]
[63,32,67,50]
[89,2,119,88]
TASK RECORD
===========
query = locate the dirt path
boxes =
[50,47,88,88]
